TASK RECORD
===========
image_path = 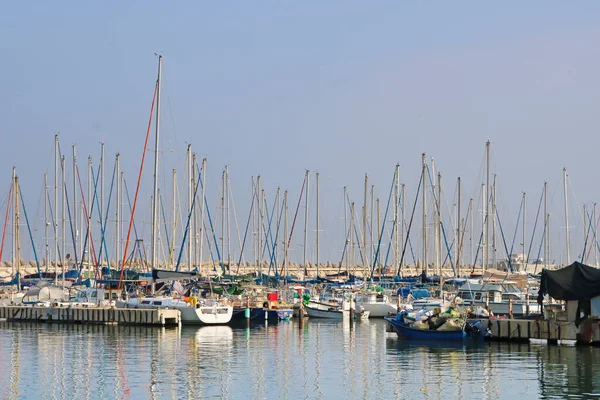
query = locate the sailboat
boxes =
[116,55,232,325]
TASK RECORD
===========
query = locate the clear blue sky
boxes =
[1,2,600,267]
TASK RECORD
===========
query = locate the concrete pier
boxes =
[0,306,180,326]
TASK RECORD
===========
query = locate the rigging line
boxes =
[260,193,278,269]
[582,207,593,263]
[195,164,222,273]
[267,195,285,278]
[526,185,545,265]
[370,169,396,280]
[46,189,63,263]
[425,165,456,275]
[122,177,141,243]
[92,162,117,272]
[57,143,80,266]
[174,170,203,272]
[159,191,172,263]
[227,176,245,266]
[118,81,157,291]
[396,169,423,277]
[280,174,307,276]
[507,196,524,269]
[0,182,13,265]
[533,216,548,275]
[344,193,366,268]
[496,207,514,273]
[236,189,256,275]
[19,187,42,280]
[383,186,404,272]
[75,163,100,278]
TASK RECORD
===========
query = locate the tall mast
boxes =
[87,156,92,277]
[343,186,348,271]
[54,134,59,279]
[151,54,162,272]
[199,158,207,274]
[283,190,289,278]
[221,167,225,268]
[485,141,491,275]
[394,165,400,275]
[563,167,571,265]
[115,153,121,271]
[303,170,309,270]
[422,153,427,275]
[431,158,437,277]
[257,175,262,274]
[61,155,66,290]
[11,167,16,279]
[316,171,320,277]
[261,189,265,276]
[363,173,368,277]
[592,203,598,267]
[44,173,49,273]
[370,184,374,265]
[544,181,548,269]
[191,153,197,272]
[170,168,176,269]
[226,165,231,271]
[376,197,380,276]
[456,177,461,278]
[100,142,104,268]
[437,172,442,278]
[492,175,497,270]
[14,170,21,291]
[522,192,526,271]
[350,202,355,271]
[401,183,406,275]
[469,198,474,266]
[481,183,486,275]
[276,186,280,273]
[72,145,78,262]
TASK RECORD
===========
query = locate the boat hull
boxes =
[385,317,485,342]
[305,305,347,319]
[358,302,397,318]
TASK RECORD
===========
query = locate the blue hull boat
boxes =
[385,317,486,342]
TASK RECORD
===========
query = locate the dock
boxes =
[0,306,181,326]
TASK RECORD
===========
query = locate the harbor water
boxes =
[0,319,598,399]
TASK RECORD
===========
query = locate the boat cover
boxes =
[538,262,600,304]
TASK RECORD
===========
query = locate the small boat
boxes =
[305,302,348,319]
[353,308,370,321]
[385,314,487,342]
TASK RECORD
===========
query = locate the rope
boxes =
[118,82,157,291]
[0,182,13,264]
[18,188,42,279]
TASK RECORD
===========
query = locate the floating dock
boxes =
[0,306,180,326]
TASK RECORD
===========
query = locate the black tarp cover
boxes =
[538,262,600,304]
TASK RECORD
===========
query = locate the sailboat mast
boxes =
[151,55,162,272]
[54,134,59,279]
[72,145,77,262]
[481,183,486,275]
[363,173,368,277]
[492,175,497,270]
[283,190,288,278]
[522,192,526,271]
[61,155,66,289]
[316,171,320,277]
[100,142,104,268]
[199,158,206,274]
[186,145,192,270]
[14,170,20,291]
[170,168,176,269]
[544,181,548,269]
[115,153,121,271]
[87,156,92,277]
[563,167,571,264]
[394,165,399,276]
[343,186,348,271]
[192,153,197,272]
[44,173,49,273]
[221,167,225,268]
[485,140,490,274]
[226,165,231,272]
[370,184,374,265]
[401,183,405,275]
[456,177,461,277]
[303,170,309,271]
[422,153,427,276]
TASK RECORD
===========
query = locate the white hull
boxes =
[118,297,233,325]
[305,305,347,319]
[358,302,397,318]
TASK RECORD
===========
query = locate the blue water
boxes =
[0,319,598,399]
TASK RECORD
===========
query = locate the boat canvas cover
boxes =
[538,262,600,303]
[152,268,197,282]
